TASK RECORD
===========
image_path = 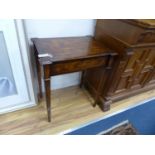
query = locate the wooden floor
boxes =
[0,86,155,135]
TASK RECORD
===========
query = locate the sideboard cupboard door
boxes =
[109,47,155,95]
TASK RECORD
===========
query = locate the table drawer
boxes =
[51,57,107,75]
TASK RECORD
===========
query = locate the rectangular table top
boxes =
[32,36,115,63]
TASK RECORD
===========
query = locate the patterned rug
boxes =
[99,122,138,135]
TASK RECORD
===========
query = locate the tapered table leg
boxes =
[34,45,43,99]
[80,70,85,88]
[44,79,51,122]
[37,63,43,99]
[93,70,103,107]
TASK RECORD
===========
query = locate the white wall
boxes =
[24,19,96,90]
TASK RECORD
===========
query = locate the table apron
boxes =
[50,57,108,75]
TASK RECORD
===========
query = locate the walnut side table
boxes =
[32,36,116,122]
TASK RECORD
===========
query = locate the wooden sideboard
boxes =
[84,19,155,111]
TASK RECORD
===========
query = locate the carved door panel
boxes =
[111,48,155,94]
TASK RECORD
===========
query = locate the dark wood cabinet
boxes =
[84,19,155,111]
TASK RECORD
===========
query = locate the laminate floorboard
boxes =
[0,86,155,135]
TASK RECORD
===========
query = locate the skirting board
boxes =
[40,72,81,92]
[0,101,36,115]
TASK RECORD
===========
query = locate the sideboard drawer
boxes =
[137,30,155,44]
